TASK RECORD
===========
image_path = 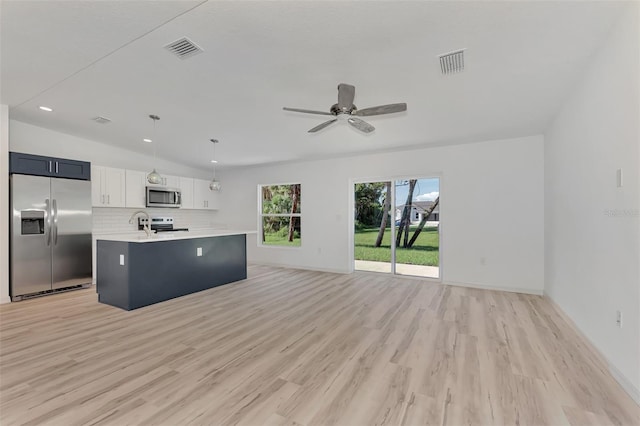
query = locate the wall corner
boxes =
[0,105,10,304]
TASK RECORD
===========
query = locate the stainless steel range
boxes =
[138,216,189,233]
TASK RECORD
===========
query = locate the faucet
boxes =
[129,210,151,237]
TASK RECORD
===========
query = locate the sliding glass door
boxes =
[394,178,440,278]
[353,182,393,273]
[354,177,440,279]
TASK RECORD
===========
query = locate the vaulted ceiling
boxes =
[0,1,627,171]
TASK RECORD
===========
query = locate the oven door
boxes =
[146,187,181,208]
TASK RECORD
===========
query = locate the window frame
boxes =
[258,183,302,248]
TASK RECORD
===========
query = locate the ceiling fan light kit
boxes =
[283,83,407,134]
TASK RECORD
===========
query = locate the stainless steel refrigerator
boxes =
[10,174,92,300]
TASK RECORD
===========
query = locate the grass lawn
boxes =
[262,233,301,247]
[355,226,439,266]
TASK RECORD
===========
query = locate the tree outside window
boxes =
[260,184,301,246]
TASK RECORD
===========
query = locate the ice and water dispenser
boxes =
[20,211,45,235]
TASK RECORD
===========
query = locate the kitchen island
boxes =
[96,230,253,310]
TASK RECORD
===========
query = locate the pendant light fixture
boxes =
[209,139,221,191]
[147,114,163,185]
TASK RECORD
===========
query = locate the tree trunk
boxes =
[287,185,300,242]
[374,182,391,247]
[407,197,439,248]
[395,179,417,248]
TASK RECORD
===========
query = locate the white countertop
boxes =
[96,229,256,243]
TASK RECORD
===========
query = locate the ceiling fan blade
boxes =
[347,117,375,133]
[308,118,338,133]
[283,107,333,116]
[354,103,407,116]
[337,83,356,110]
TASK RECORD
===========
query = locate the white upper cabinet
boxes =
[125,170,147,208]
[193,178,219,210]
[164,175,180,189]
[146,173,179,188]
[91,166,125,207]
[92,166,215,210]
[179,177,194,209]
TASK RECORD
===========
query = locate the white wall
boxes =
[218,135,545,294]
[545,4,640,402]
[0,106,10,304]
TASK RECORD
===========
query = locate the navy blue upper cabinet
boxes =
[9,152,91,180]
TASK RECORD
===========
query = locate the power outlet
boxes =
[616,311,623,328]
[197,247,203,257]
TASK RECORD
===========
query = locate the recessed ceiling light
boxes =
[38,106,53,112]
[210,160,218,163]
[143,138,152,143]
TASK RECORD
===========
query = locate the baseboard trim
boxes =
[609,361,640,406]
[443,279,544,295]
[249,261,349,275]
[249,263,543,295]
[544,294,640,406]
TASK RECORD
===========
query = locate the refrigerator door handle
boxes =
[45,198,51,246]
[52,199,58,245]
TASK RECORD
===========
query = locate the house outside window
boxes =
[395,201,440,225]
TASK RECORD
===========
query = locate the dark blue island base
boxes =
[97,234,247,310]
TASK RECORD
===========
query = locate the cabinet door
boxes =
[54,158,91,180]
[103,167,126,207]
[207,189,219,210]
[192,179,208,209]
[179,177,194,209]
[193,178,219,210]
[9,152,54,177]
[163,175,180,189]
[125,170,147,208]
[91,166,105,206]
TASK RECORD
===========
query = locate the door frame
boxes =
[348,173,443,283]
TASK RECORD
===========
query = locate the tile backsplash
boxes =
[92,208,225,235]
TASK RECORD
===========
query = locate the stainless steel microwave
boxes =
[146,186,181,208]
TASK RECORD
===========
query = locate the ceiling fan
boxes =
[283,83,407,133]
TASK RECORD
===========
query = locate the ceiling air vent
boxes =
[92,116,111,124]
[164,37,203,60]
[439,49,465,75]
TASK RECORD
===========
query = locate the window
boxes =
[260,184,301,247]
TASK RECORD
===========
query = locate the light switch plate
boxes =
[119,254,125,266]
[197,247,203,257]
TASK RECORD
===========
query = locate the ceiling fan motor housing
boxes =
[330,103,356,115]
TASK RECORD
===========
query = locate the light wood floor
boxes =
[1,265,638,426]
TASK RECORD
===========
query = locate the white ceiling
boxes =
[0,0,627,172]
